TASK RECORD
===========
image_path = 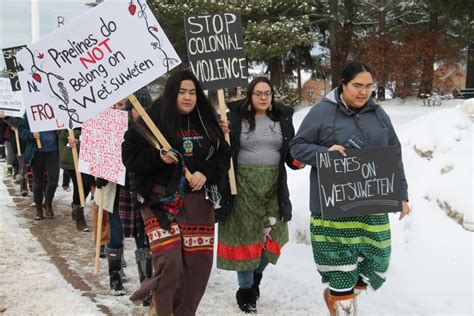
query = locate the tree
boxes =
[147,1,317,87]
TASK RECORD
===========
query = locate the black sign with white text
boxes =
[184,13,248,90]
[316,147,401,219]
[2,45,27,91]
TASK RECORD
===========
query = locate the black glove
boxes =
[96,177,108,189]
[155,209,171,231]
[281,213,292,222]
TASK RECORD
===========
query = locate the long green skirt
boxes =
[217,165,289,271]
[310,213,391,291]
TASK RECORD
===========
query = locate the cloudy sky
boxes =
[0,0,91,69]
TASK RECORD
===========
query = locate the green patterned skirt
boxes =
[310,213,391,291]
[217,165,289,271]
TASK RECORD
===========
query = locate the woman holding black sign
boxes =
[290,62,410,315]
[216,77,303,314]
[122,70,230,315]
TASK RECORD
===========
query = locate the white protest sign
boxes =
[78,108,128,185]
[0,78,26,117]
[16,0,181,132]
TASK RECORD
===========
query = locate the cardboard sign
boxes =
[78,108,128,185]
[0,78,25,117]
[184,13,248,90]
[16,0,181,132]
[316,147,401,219]
[2,45,26,92]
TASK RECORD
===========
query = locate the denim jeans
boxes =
[237,251,270,289]
[107,201,145,250]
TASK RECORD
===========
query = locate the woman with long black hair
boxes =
[122,70,230,315]
[217,77,303,313]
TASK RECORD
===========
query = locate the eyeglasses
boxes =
[349,82,376,92]
[252,91,272,98]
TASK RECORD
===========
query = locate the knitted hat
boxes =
[125,86,152,111]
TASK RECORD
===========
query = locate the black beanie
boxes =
[125,86,152,111]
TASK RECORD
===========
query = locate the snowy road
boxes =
[0,97,472,315]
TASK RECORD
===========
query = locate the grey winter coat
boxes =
[290,88,408,214]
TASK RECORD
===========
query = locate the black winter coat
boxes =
[227,100,301,222]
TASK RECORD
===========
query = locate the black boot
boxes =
[71,203,78,222]
[135,248,153,306]
[106,246,126,296]
[252,271,263,300]
[236,288,257,314]
[20,177,28,197]
[34,203,43,220]
[44,200,54,219]
[74,205,90,232]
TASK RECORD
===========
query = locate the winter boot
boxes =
[236,288,257,314]
[34,203,44,220]
[252,271,263,300]
[43,200,54,219]
[323,288,356,316]
[106,246,126,296]
[71,203,78,222]
[135,248,153,306]
[75,205,90,232]
[20,177,28,197]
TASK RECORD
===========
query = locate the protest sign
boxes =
[2,45,26,92]
[16,0,181,132]
[316,147,401,219]
[0,78,25,117]
[184,13,247,90]
[78,108,128,186]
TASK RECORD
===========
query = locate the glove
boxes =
[155,210,171,231]
[96,177,108,189]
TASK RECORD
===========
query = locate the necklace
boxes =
[182,115,193,157]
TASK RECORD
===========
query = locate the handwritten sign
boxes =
[316,147,401,219]
[184,13,248,90]
[16,0,181,132]
[2,45,26,92]
[0,78,25,117]
[78,108,128,185]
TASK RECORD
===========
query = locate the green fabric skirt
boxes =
[310,213,391,291]
[217,165,289,271]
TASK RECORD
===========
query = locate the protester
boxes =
[216,77,303,313]
[290,62,410,315]
[58,128,94,232]
[122,70,231,315]
[97,88,153,300]
[19,114,60,220]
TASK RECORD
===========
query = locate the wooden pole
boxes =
[217,89,237,195]
[36,138,42,149]
[94,188,105,274]
[14,129,21,156]
[68,130,86,207]
[127,94,192,182]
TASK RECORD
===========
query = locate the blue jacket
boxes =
[290,89,408,214]
[18,115,37,164]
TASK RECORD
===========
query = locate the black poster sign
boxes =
[184,13,248,90]
[2,45,26,91]
[316,147,401,219]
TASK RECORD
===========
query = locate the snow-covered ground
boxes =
[0,97,472,315]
